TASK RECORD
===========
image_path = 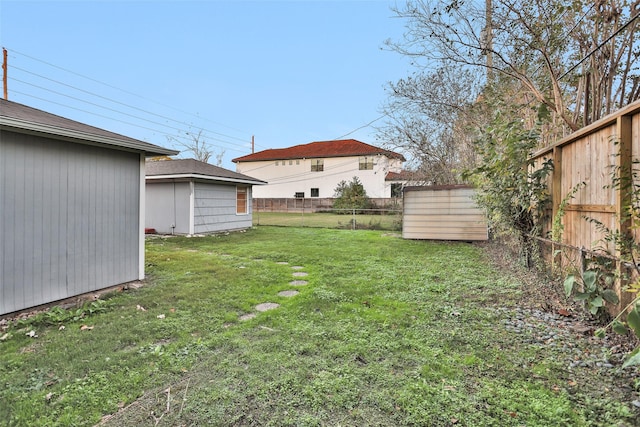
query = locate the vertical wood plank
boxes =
[616,115,633,310]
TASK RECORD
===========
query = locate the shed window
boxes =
[310,188,319,197]
[237,186,248,214]
[294,192,305,198]
[311,159,324,172]
[359,157,374,170]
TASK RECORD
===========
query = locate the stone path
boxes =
[238,262,308,322]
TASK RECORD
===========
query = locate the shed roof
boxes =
[146,159,267,185]
[403,184,475,192]
[0,98,178,156]
[232,139,406,163]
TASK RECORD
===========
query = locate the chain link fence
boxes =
[253,208,403,231]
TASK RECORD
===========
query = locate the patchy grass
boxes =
[0,227,637,426]
[253,211,402,230]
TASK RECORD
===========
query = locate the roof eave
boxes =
[0,117,178,157]
[233,152,404,163]
[146,173,267,185]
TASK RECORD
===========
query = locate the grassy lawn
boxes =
[253,211,402,230]
[0,226,638,426]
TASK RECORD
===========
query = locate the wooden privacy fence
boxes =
[530,99,640,311]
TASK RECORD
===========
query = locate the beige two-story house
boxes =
[232,139,406,199]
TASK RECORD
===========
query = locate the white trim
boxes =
[146,173,265,185]
[236,185,249,215]
[189,181,195,235]
[138,155,146,280]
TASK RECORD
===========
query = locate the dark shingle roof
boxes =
[0,98,177,156]
[146,159,266,185]
[232,139,405,163]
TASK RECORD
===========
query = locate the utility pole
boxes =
[485,0,493,82]
[251,135,255,154]
[2,48,7,100]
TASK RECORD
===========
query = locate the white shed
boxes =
[402,185,488,241]
[145,159,266,235]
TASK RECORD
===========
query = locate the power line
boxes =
[559,10,640,81]
[10,89,249,154]
[3,48,264,154]
[11,76,250,152]
[9,63,251,147]
[333,114,388,140]
[8,48,251,136]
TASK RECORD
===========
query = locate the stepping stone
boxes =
[292,272,308,277]
[278,290,299,297]
[291,266,304,270]
[289,280,308,286]
[238,313,256,321]
[255,302,280,312]
[276,261,289,265]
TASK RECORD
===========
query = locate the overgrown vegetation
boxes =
[463,106,553,267]
[1,227,637,426]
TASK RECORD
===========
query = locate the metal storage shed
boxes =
[145,159,266,235]
[402,185,488,241]
[0,99,177,315]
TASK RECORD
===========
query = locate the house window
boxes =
[311,159,324,172]
[359,156,374,170]
[294,192,305,198]
[311,188,319,197]
[296,160,300,165]
[237,186,248,214]
[275,161,279,166]
[289,160,293,165]
[391,183,403,198]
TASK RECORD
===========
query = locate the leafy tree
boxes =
[463,102,553,267]
[333,177,372,211]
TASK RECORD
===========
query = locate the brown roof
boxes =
[0,98,177,156]
[385,171,416,181]
[232,139,405,163]
[146,159,266,185]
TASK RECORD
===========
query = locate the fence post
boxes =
[352,208,356,230]
[615,114,633,311]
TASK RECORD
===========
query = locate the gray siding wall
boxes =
[193,182,252,233]
[145,182,191,234]
[1,131,141,315]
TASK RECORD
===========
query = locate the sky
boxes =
[0,0,413,169]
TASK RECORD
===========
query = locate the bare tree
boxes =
[387,0,640,134]
[168,129,225,166]
[379,63,484,184]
